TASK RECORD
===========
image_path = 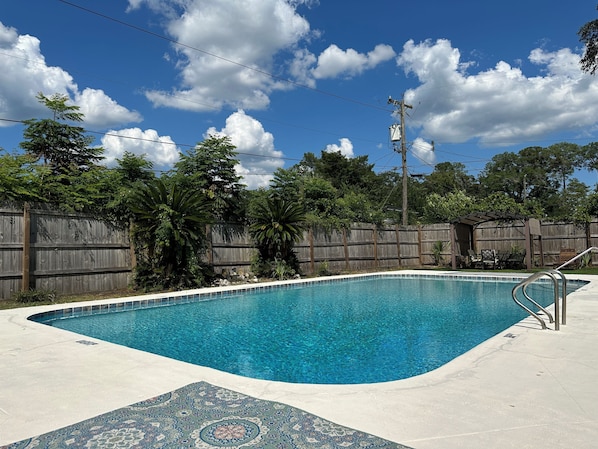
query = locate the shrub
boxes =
[272,258,296,280]
[432,240,446,266]
[13,289,57,304]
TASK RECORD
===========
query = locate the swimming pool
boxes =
[32,274,583,384]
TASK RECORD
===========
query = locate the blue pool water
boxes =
[35,275,582,384]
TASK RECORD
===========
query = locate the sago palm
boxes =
[249,196,306,262]
[130,178,211,287]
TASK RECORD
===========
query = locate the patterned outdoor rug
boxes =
[3,381,413,449]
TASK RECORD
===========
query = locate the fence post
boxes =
[206,224,214,266]
[21,203,31,292]
[418,225,423,266]
[309,227,315,275]
[395,224,401,266]
[129,218,136,271]
[373,225,378,268]
[342,228,350,270]
[524,220,532,270]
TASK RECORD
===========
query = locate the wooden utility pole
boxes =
[388,95,412,226]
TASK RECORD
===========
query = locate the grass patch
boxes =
[0,288,140,311]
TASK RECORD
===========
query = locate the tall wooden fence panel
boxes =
[299,228,346,274]
[0,207,131,299]
[209,229,254,275]
[398,226,420,267]
[420,223,451,266]
[475,221,528,254]
[538,222,588,266]
[0,209,24,299]
[475,220,593,267]
[376,226,401,269]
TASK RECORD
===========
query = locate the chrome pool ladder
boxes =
[512,270,566,330]
[512,246,598,330]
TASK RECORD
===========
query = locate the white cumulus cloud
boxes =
[312,44,396,79]
[411,138,436,166]
[205,110,284,189]
[139,0,312,112]
[0,22,141,128]
[75,89,142,129]
[325,137,354,158]
[101,128,179,168]
[131,0,395,111]
[396,38,598,145]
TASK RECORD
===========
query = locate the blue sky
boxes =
[1,0,598,188]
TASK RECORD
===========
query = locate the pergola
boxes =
[449,212,539,270]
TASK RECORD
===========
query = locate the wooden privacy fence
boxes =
[209,223,423,276]
[0,206,132,300]
[3,205,598,300]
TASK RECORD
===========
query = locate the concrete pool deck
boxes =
[0,270,597,449]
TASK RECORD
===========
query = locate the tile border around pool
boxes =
[28,270,586,324]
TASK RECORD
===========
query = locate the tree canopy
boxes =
[20,93,103,175]
[579,4,598,74]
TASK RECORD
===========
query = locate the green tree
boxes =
[105,152,155,221]
[302,177,343,229]
[62,165,116,213]
[20,93,103,175]
[337,191,385,225]
[173,135,245,226]
[573,191,598,224]
[422,190,475,223]
[274,150,394,228]
[479,146,563,216]
[423,162,477,196]
[374,170,402,222]
[249,196,306,276]
[479,151,528,201]
[114,151,155,184]
[269,167,304,204]
[579,4,598,74]
[545,142,583,192]
[18,93,108,211]
[315,151,378,196]
[130,178,212,290]
[519,146,562,216]
[0,152,49,204]
[406,175,428,223]
[581,141,598,183]
[476,192,528,216]
[554,179,590,220]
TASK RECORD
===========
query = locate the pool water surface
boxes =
[35,275,581,384]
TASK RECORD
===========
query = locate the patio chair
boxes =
[506,249,526,269]
[480,249,498,269]
[467,249,482,268]
[496,251,510,269]
[559,248,578,269]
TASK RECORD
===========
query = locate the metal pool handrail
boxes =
[512,269,567,330]
[556,246,598,271]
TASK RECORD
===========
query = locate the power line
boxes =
[57,0,392,113]
[0,48,384,149]
[0,117,304,163]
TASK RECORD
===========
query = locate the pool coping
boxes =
[28,270,552,324]
[2,270,598,449]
